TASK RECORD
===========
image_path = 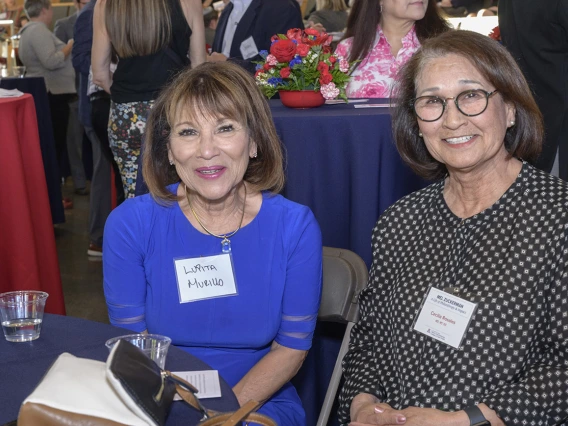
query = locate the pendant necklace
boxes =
[184,183,246,253]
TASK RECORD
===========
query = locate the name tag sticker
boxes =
[174,254,238,303]
[413,287,477,349]
[240,36,259,60]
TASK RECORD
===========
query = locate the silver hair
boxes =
[24,0,51,18]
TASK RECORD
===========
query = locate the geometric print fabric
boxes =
[337,163,568,426]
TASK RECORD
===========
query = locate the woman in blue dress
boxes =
[103,61,322,425]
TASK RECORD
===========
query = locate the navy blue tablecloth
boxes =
[0,314,239,425]
[0,77,64,224]
[270,99,428,425]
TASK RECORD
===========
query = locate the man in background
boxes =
[208,0,303,73]
[499,0,568,181]
[54,0,89,196]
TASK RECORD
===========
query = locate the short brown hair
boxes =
[392,30,544,180]
[105,0,171,58]
[143,61,285,203]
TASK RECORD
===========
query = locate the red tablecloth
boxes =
[0,94,65,314]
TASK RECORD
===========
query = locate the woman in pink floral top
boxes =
[335,0,450,98]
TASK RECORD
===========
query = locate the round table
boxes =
[0,77,64,224]
[0,314,240,424]
[0,94,65,315]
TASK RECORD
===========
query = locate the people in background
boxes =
[499,0,568,181]
[73,0,124,257]
[54,0,89,197]
[203,7,218,48]
[338,30,568,426]
[0,0,25,34]
[103,61,322,425]
[208,0,304,73]
[335,0,450,98]
[92,0,206,199]
[19,0,76,209]
[306,0,348,33]
[437,0,484,17]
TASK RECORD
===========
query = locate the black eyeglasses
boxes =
[412,89,498,122]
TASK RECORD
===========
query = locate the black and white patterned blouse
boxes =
[337,163,568,426]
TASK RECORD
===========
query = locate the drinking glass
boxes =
[0,291,49,342]
[105,334,171,369]
[13,65,25,78]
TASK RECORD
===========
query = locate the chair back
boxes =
[316,247,368,426]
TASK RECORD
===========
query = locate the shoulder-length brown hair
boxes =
[105,0,171,58]
[143,61,285,203]
[341,0,451,63]
[392,30,544,180]
[316,0,348,12]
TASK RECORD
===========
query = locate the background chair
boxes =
[316,247,368,426]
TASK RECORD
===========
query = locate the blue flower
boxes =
[259,50,268,58]
[267,77,284,86]
[289,55,302,68]
[291,39,298,44]
[255,64,263,71]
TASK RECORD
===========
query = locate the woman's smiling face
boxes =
[168,111,256,204]
[415,54,516,175]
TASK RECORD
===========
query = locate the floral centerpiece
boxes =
[254,28,354,102]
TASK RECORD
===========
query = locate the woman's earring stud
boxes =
[510,121,515,126]
[169,159,174,165]
[419,132,423,137]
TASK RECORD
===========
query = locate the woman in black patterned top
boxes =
[338,30,568,426]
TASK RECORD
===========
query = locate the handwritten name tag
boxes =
[174,254,238,303]
[240,36,259,60]
[413,287,477,349]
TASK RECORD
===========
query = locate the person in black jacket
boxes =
[208,0,303,73]
[499,0,568,181]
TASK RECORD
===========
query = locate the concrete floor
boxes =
[55,179,109,323]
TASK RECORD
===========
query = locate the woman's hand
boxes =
[398,407,468,426]
[306,21,326,33]
[350,403,407,425]
[350,394,407,425]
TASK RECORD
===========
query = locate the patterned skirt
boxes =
[107,100,154,198]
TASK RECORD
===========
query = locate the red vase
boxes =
[279,90,325,109]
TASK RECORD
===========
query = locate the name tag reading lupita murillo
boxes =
[413,287,478,349]
[174,254,238,303]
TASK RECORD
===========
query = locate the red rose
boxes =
[271,34,280,42]
[319,72,333,85]
[329,55,337,64]
[270,39,297,62]
[317,61,329,73]
[323,35,333,47]
[296,43,310,57]
[263,63,272,70]
[322,45,331,54]
[304,28,320,37]
[286,28,303,41]
[280,67,291,78]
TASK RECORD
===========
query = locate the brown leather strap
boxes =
[169,372,276,426]
[198,411,277,426]
[220,400,259,426]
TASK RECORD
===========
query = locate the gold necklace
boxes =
[184,183,247,253]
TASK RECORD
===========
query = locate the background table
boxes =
[0,314,240,425]
[0,77,65,224]
[0,94,65,315]
[270,99,428,425]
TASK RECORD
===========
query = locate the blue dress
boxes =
[103,184,323,425]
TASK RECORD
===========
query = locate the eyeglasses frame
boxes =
[412,89,499,122]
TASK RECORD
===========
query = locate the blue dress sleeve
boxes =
[275,206,323,351]
[102,199,148,332]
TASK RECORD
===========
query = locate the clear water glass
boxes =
[0,291,49,342]
[105,334,171,369]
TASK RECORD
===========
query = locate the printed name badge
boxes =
[174,254,238,303]
[240,36,259,60]
[413,287,477,349]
